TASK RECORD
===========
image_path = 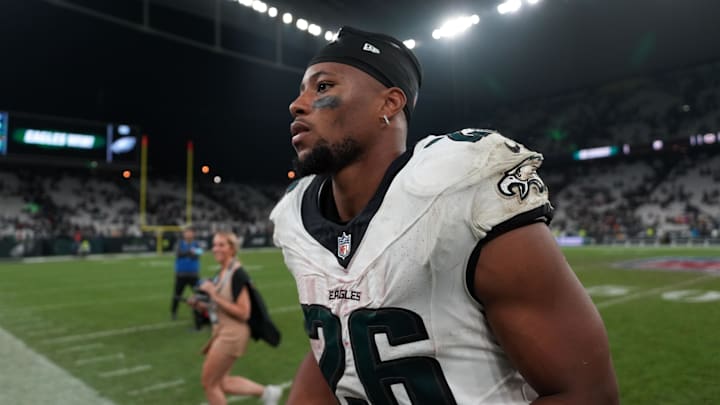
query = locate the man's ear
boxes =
[380,87,407,119]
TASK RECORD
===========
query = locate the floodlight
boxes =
[282,12,293,24]
[252,1,267,13]
[296,18,308,31]
[238,0,253,6]
[325,30,334,41]
[498,0,522,14]
[403,39,416,49]
[308,24,322,36]
[268,7,278,17]
[527,0,541,4]
[432,15,478,40]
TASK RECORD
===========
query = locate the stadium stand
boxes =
[1,59,719,256]
[0,165,284,257]
[493,60,720,157]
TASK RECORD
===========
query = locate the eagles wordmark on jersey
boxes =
[271,129,553,405]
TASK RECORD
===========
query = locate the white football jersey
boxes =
[271,129,553,405]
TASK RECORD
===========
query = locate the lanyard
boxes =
[209,259,236,324]
[214,259,236,292]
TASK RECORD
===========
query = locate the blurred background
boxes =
[1,1,719,404]
[2,0,720,250]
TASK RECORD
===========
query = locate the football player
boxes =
[271,26,619,404]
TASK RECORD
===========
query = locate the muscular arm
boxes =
[474,222,619,404]
[287,351,337,405]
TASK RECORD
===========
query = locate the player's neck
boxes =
[331,144,405,221]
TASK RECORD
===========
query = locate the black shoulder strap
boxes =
[231,266,250,301]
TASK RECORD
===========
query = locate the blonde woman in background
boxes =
[193,231,282,405]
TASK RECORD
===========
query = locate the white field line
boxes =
[0,326,115,405]
[0,279,168,298]
[127,379,185,396]
[41,304,299,346]
[27,327,68,337]
[3,249,279,270]
[99,364,152,378]
[17,251,159,264]
[0,313,42,322]
[270,305,300,314]
[17,293,168,313]
[596,273,720,309]
[75,353,124,365]
[42,322,180,345]
[255,280,296,289]
[57,342,105,353]
[8,320,52,330]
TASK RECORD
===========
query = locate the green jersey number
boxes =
[302,305,457,404]
[424,128,493,149]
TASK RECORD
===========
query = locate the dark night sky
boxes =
[2,0,720,183]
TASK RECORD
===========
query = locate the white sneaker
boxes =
[261,384,282,405]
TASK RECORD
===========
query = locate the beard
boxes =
[293,137,363,177]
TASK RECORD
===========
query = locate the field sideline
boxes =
[1,246,719,404]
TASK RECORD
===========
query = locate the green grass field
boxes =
[1,246,719,404]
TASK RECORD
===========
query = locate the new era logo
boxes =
[362,42,380,54]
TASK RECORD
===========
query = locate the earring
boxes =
[383,115,390,125]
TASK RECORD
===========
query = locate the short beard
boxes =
[293,137,362,177]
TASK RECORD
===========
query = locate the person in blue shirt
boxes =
[172,227,204,328]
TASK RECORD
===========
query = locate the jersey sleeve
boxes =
[411,129,552,243]
[466,131,553,242]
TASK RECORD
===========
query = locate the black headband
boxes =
[308,26,423,122]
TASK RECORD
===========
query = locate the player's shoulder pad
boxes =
[404,128,545,197]
[270,175,314,222]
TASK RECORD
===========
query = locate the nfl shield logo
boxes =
[337,232,352,259]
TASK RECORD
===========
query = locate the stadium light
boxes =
[213,175,222,184]
[282,12,293,24]
[403,39,416,49]
[498,0,522,15]
[296,18,308,31]
[325,30,335,41]
[527,0,541,4]
[308,24,322,36]
[431,15,480,40]
[238,0,253,6]
[252,1,267,13]
[268,7,277,17]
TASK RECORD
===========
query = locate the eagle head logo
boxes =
[498,155,546,200]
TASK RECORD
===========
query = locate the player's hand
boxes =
[186,296,197,306]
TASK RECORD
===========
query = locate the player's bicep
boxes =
[287,351,337,405]
[473,223,618,403]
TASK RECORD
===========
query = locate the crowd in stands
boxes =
[0,167,284,246]
[492,61,720,157]
[1,59,719,248]
[547,153,720,242]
